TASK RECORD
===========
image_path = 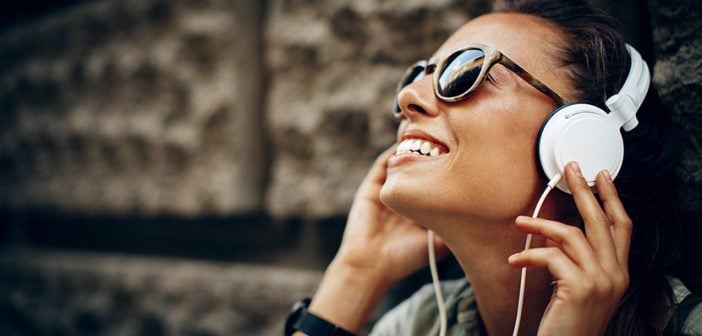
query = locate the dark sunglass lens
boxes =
[437,49,484,98]
[399,65,425,90]
[394,64,425,118]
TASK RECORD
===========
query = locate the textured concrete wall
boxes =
[0,0,266,217]
[0,0,490,219]
[0,248,322,336]
[648,0,702,213]
[265,0,490,218]
[2,0,698,218]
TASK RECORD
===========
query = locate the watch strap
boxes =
[285,298,355,336]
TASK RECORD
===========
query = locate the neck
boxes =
[434,217,554,336]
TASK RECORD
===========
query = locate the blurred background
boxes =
[0,0,700,335]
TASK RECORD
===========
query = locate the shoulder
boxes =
[677,293,702,335]
[681,302,702,335]
[369,278,479,336]
[667,276,702,335]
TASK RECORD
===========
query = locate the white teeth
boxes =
[430,147,439,157]
[405,140,413,151]
[395,139,445,157]
[396,141,406,153]
[420,142,431,155]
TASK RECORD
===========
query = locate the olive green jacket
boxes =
[369,277,701,335]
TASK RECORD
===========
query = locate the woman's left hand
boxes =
[508,161,632,336]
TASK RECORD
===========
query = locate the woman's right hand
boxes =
[305,146,448,333]
[337,145,449,285]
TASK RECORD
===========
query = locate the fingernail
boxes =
[515,215,529,222]
[508,253,520,263]
[569,161,582,177]
[602,169,613,183]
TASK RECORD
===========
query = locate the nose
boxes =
[395,75,441,121]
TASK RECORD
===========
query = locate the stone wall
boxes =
[0,0,700,335]
[0,0,490,219]
[265,0,489,218]
[649,0,702,213]
[0,248,321,336]
[2,0,700,218]
[0,0,266,216]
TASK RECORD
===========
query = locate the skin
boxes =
[302,12,631,336]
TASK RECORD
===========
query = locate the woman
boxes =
[285,0,701,335]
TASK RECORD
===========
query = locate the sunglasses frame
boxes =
[395,43,565,118]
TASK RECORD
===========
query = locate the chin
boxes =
[379,173,439,223]
[381,167,550,225]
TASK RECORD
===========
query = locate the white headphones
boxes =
[537,44,651,193]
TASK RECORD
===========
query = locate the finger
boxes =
[510,247,627,306]
[508,247,583,281]
[369,145,397,183]
[595,170,633,267]
[357,145,397,197]
[515,216,600,272]
[564,162,616,263]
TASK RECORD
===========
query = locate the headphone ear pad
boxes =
[537,103,625,194]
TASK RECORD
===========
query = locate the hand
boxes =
[337,145,449,285]
[508,162,632,336]
[306,146,448,332]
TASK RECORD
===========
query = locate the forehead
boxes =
[436,12,570,94]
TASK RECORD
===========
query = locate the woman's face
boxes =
[380,13,574,225]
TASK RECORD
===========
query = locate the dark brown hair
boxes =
[495,0,695,335]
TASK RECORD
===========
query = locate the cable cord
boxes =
[512,173,562,336]
[428,173,562,336]
[428,230,447,336]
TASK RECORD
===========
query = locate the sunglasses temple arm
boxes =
[499,56,565,106]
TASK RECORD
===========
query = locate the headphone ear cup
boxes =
[537,103,625,194]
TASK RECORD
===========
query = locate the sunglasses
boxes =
[393,43,565,118]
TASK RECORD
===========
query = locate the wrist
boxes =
[333,248,392,280]
[308,258,392,332]
[286,298,356,336]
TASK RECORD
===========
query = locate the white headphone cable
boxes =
[428,173,562,336]
[512,173,562,336]
[428,229,447,336]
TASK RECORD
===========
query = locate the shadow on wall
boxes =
[0,0,91,31]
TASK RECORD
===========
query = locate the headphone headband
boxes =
[605,44,651,132]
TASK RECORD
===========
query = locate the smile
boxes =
[395,138,448,157]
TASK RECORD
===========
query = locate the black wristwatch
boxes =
[284,298,356,336]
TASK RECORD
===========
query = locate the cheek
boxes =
[492,109,546,174]
[451,140,542,218]
[447,108,549,217]
[396,120,409,138]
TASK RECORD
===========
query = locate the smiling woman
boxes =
[284,0,702,335]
